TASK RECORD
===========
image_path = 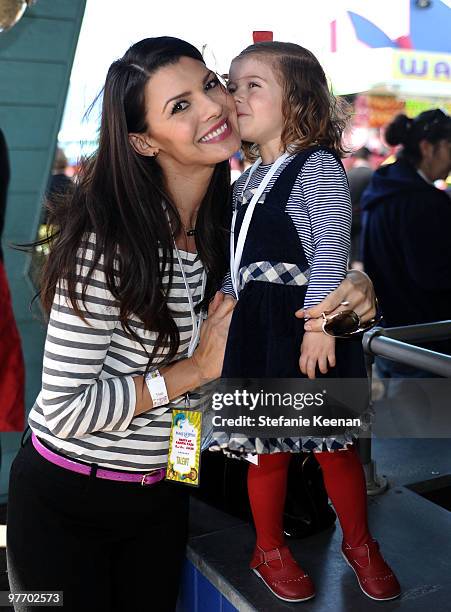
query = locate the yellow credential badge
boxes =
[166,409,202,486]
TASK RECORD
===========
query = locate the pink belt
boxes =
[31,433,166,486]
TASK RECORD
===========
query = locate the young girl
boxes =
[211,42,401,603]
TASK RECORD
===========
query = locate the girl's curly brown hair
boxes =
[233,41,351,160]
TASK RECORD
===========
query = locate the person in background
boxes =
[0,129,9,262]
[361,109,451,379]
[42,147,73,224]
[347,146,373,269]
[0,127,25,432]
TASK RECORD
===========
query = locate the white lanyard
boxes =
[230,153,290,299]
[173,242,207,358]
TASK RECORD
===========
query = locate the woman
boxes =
[361,109,451,378]
[7,37,378,611]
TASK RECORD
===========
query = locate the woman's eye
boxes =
[205,76,220,91]
[249,81,259,89]
[171,100,189,115]
[227,84,237,94]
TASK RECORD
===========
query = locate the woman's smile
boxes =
[199,118,232,143]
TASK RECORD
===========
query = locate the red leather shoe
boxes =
[250,545,315,602]
[342,539,401,601]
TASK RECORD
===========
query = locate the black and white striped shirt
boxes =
[222,150,351,307]
[28,235,210,471]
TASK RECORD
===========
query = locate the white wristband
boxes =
[145,369,169,408]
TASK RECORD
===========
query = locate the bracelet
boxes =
[145,369,169,408]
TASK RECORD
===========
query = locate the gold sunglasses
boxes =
[321,301,382,338]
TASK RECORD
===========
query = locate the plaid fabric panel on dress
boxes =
[238,261,310,293]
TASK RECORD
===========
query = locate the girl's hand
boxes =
[295,270,377,332]
[300,331,336,379]
[191,292,235,383]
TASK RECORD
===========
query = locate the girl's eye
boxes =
[171,100,189,115]
[227,84,237,94]
[205,76,220,91]
[249,81,260,89]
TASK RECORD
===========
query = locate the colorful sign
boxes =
[405,98,451,117]
[393,50,451,82]
[346,1,450,54]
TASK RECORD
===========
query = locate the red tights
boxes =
[247,446,370,551]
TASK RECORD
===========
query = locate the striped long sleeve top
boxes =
[222,150,351,308]
[28,235,210,471]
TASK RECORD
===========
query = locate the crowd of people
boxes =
[1,34,450,612]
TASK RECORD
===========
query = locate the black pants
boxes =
[7,438,189,612]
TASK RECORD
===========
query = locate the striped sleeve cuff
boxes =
[220,271,235,297]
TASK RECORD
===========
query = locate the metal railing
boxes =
[359,320,451,495]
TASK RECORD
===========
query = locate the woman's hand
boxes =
[295,270,377,332]
[300,332,336,379]
[134,292,236,415]
[191,292,236,383]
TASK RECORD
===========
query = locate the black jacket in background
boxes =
[348,164,373,260]
[348,165,373,209]
[361,158,451,354]
[0,129,10,261]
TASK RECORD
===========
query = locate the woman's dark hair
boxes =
[39,37,231,366]
[232,41,351,160]
[385,109,451,165]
